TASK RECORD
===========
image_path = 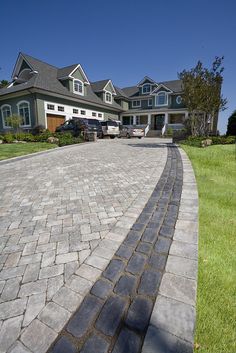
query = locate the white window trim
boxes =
[142,84,151,94]
[1,104,12,129]
[148,98,152,107]
[176,95,182,104]
[47,104,55,110]
[132,100,141,108]
[73,79,84,96]
[155,91,169,107]
[105,91,112,104]
[17,100,31,127]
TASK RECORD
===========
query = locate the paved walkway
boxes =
[0,138,198,353]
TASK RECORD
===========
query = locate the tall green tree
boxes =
[226,110,236,136]
[178,57,227,136]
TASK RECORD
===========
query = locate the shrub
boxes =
[166,127,173,136]
[3,133,14,143]
[180,135,235,147]
[31,125,46,135]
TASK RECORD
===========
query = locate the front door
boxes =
[154,114,165,130]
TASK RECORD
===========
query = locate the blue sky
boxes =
[1,0,235,133]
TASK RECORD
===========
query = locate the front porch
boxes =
[120,111,188,135]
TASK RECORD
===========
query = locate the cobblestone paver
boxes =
[0,138,168,352]
[46,144,183,353]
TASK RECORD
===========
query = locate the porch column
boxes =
[133,115,137,125]
[148,114,151,125]
[164,113,168,124]
[185,112,188,120]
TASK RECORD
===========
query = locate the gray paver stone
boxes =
[23,293,46,327]
[0,315,23,353]
[1,277,21,301]
[21,319,57,353]
[0,298,27,320]
[142,325,193,353]
[38,302,71,333]
[114,274,137,297]
[53,286,82,312]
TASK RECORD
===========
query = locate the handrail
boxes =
[162,123,166,136]
[144,124,150,136]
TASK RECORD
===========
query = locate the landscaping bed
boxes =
[181,144,236,353]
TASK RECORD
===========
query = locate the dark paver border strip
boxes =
[45,144,184,353]
[142,147,198,353]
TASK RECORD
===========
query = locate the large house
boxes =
[0,53,217,135]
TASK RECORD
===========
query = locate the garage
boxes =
[47,114,65,132]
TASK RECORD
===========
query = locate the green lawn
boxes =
[0,142,57,160]
[181,144,236,353]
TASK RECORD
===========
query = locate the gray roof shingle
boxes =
[0,53,123,111]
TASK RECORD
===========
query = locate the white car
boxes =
[119,125,145,139]
[100,121,119,138]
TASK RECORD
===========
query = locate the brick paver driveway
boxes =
[0,138,168,352]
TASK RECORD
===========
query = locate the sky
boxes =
[0,0,235,133]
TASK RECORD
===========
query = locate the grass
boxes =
[181,144,236,353]
[0,142,57,160]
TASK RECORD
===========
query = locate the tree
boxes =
[226,110,236,136]
[178,57,227,136]
[6,114,23,139]
[0,80,9,88]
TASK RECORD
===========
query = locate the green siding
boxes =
[121,101,129,110]
[170,95,185,109]
[72,68,85,81]
[104,111,119,121]
[0,95,36,131]
[104,82,113,93]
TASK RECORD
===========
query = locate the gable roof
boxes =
[57,64,78,79]
[91,79,110,92]
[151,83,173,94]
[0,53,123,111]
[137,76,157,86]
[121,86,139,97]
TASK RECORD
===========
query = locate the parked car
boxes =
[100,120,120,138]
[56,118,103,138]
[119,125,145,139]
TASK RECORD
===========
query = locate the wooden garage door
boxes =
[47,114,65,132]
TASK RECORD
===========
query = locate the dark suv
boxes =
[56,118,103,138]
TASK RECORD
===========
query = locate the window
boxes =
[58,106,64,112]
[80,110,86,115]
[148,99,152,107]
[73,80,84,95]
[73,108,79,114]
[155,92,168,106]
[98,113,102,118]
[92,112,96,117]
[176,96,182,105]
[132,100,141,108]
[105,92,112,103]
[1,104,12,128]
[47,104,54,110]
[17,101,31,127]
[142,84,151,94]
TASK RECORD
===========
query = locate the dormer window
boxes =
[142,84,151,94]
[73,79,84,95]
[155,92,168,106]
[105,92,112,104]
